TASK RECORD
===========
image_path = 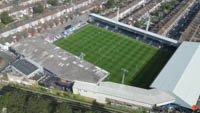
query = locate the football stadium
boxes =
[11,14,200,111]
[55,24,172,88]
[53,14,180,109]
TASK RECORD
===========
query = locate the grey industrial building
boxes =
[12,37,109,84]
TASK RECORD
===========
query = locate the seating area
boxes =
[92,20,176,52]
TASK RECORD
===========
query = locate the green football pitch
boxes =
[55,24,172,88]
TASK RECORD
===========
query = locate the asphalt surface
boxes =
[36,13,89,40]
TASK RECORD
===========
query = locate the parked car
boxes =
[55,34,62,39]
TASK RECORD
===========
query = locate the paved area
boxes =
[37,13,89,40]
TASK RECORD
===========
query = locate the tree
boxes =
[47,0,59,6]
[54,103,72,113]
[25,95,54,113]
[0,12,14,25]
[105,0,115,9]
[74,110,82,113]
[160,2,170,10]
[136,108,147,113]
[116,0,122,7]
[0,23,5,29]
[65,0,72,4]
[33,3,44,14]
[85,111,96,113]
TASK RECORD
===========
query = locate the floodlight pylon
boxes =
[79,52,85,63]
[121,68,128,84]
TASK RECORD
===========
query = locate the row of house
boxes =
[131,0,167,21]
[0,15,70,45]
[108,0,146,20]
[0,0,42,13]
[0,0,100,39]
[8,1,46,20]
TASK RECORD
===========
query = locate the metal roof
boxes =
[73,81,175,107]
[12,37,109,83]
[12,59,38,75]
[151,42,200,109]
[0,51,16,71]
[89,13,179,45]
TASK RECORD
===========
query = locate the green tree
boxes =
[33,3,44,14]
[85,111,96,113]
[160,2,170,10]
[65,0,72,3]
[47,0,59,6]
[0,89,27,113]
[105,0,115,9]
[0,23,5,29]
[54,103,72,113]
[75,110,82,113]
[169,1,176,6]
[136,108,147,113]
[25,95,54,113]
[0,12,14,25]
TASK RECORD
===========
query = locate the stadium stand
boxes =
[151,42,200,109]
[88,13,179,51]
[73,81,175,109]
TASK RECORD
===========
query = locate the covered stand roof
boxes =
[89,13,179,46]
[74,81,175,107]
[151,42,200,109]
